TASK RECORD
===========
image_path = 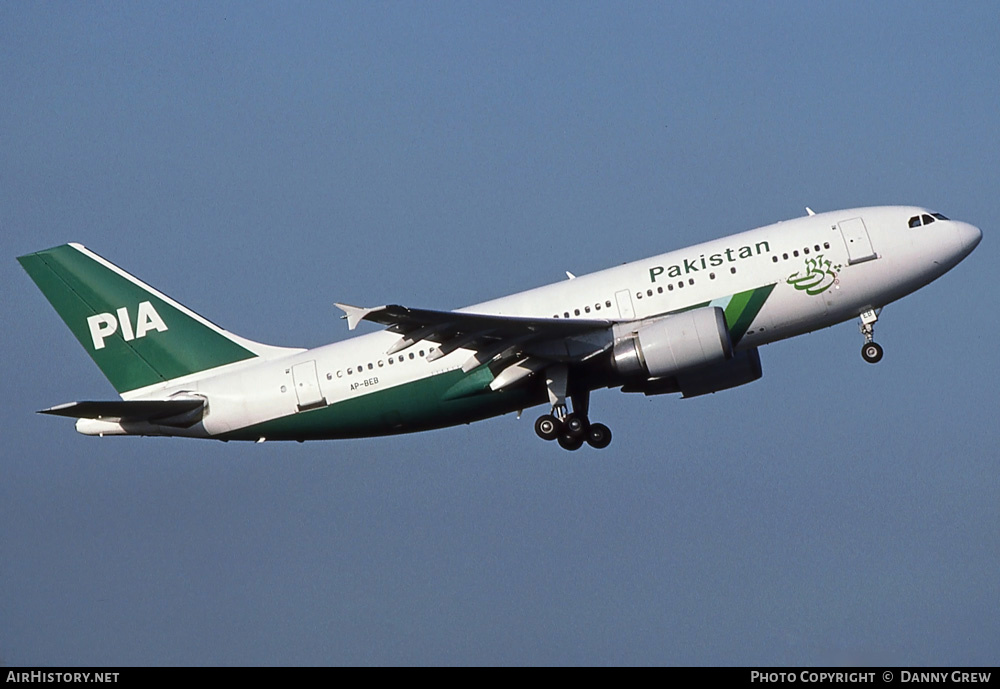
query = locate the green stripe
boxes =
[724,290,754,329]
[726,284,775,343]
[220,368,543,441]
[668,285,775,345]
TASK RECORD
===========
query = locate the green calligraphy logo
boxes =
[786,255,841,296]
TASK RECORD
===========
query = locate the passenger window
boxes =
[635,293,642,299]
[595,303,601,310]
[646,289,653,297]
[564,311,570,318]
[584,306,591,313]
[814,245,820,252]
[793,250,799,257]
[730,267,736,274]
[574,308,581,315]
[908,216,921,228]
[804,247,810,254]
[605,300,612,308]
[656,287,663,294]
[667,284,674,291]
[688,278,695,285]
[772,256,778,263]
[823,242,830,249]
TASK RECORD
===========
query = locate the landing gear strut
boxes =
[859,308,884,364]
[533,365,613,450]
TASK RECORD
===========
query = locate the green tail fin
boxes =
[18,243,281,394]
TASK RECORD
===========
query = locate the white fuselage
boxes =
[84,206,980,439]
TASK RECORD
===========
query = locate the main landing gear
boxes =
[534,413,612,451]
[533,365,612,451]
[859,308,884,364]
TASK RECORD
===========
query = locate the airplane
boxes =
[18,205,981,451]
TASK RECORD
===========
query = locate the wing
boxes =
[334,303,615,391]
[40,399,206,427]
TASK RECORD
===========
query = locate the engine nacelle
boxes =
[676,346,762,397]
[621,347,763,397]
[612,306,732,379]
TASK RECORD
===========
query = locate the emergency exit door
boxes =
[615,289,635,320]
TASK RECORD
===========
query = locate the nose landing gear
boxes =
[859,308,884,363]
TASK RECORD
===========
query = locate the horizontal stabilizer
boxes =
[40,399,206,426]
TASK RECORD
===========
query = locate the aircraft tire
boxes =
[558,433,584,451]
[534,414,561,441]
[586,423,612,449]
[564,413,587,438]
[861,342,884,364]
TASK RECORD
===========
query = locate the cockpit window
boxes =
[909,212,949,228]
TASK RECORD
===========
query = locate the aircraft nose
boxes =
[955,221,983,257]
[936,219,981,273]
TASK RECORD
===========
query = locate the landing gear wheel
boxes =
[534,414,561,441]
[558,433,584,451]
[564,413,587,439]
[861,342,884,364]
[586,423,612,449]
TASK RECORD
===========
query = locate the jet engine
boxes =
[612,306,732,379]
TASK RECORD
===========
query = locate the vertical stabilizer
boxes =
[18,244,295,394]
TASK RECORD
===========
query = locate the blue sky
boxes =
[2,2,997,665]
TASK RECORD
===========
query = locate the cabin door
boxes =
[838,217,877,265]
[292,360,327,411]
